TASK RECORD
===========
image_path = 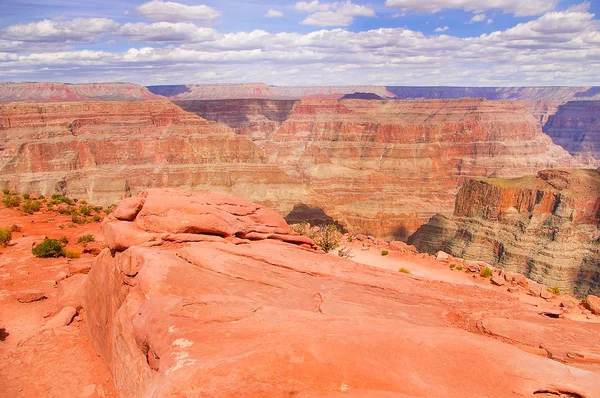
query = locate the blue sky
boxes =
[0,0,599,85]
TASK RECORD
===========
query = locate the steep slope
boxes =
[0,100,306,211]
[0,82,163,102]
[84,189,600,397]
[543,101,600,160]
[409,169,600,296]
[173,99,297,145]
[262,98,579,239]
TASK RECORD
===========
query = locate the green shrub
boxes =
[549,286,560,295]
[2,195,21,208]
[381,250,389,256]
[92,215,101,222]
[10,224,21,232]
[77,234,95,244]
[39,195,45,200]
[57,207,70,215]
[21,200,42,214]
[79,205,91,216]
[347,236,353,242]
[2,188,9,195]
[449,263,456,269]
[64,248,81,258]
[32,239,65,258]
[22,193,30,200]
[398,267,411,274]
[58,236,69,245]
[456,265,463,271]
[480,267,493,278]
[50,194,74,206]
[71,211,85,224]
[314,224,341,253]
[0,228,11,246]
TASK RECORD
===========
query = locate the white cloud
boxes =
[1,18,119,43]
[385,0,558,17]
[265,9,284,18]
[487,19,493,24]
[119,22,217,43]
[299,1,375,27]
[469,13,485,23]
[434,26,449,32]
[294,1,331,13]
[135,0,220,23]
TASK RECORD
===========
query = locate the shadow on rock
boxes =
[285,203,346,232]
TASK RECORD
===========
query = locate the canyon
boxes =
[409,169,600,296]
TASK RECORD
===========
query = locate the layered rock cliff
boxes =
[261,98,579,239]
[0,82,163,102]
[386,86,600,101]
[83,189,600,397]
[543,101,600,160]
[409,169,600,296]
[0,100,306,211]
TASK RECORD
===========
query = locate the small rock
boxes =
[490,276,506,286]
[40,307,77,331]
[540,289,554,300]
[560,300,577,310]
[113,197,145,221]
[585,295,600,315]
[80,384,96,397]
[436,251,449,260]
[467,265,480,273]
[512,274,529,289]
[507,287,519,293]
[15,289,46,303]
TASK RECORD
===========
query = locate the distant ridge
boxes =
[0,82,164,102]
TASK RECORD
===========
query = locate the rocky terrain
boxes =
[0,99,306,213]
[2,189,600,397]
[0,82,163,102]
[386,86,600,101]
[409,169,600,296]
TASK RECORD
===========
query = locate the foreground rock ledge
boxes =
[84,189,600,397]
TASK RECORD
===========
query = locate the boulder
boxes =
[540,289,554,301]
[40,307,77,331]
[57,274,87,310]
[490,276,506,286]
[112,197,145,221]
[69,259,93,275]
[436,251,449,260]
[586,295,600,315]
[512,274,529,289]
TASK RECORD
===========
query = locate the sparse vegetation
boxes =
[2,195,21,208]
[77,234,95,244]
[79,204,91,216]
[0,228,11,246]
[456,265,463,271]
[549,286,560,295]
[50,194,74,206]
[92,215,101,222]
[32,239,65,258]
[480,267,493,278]
[2,188,9,195]
[10,224,21,233]
[381,250,389,256]
[449,263,456,269]
[64,248,81,258]
[22,193,30,200]
[398,267,411,274]
[70,210,85,224]
[347,236,353,242]
[21,200,42,214]
[314,224,341,253]
[58,236,69,245]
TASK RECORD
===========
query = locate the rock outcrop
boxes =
[386,86,600,101]
[409,169,600,296]
[0,82,163,102]
[0,100,306,211]
[543,101,600,160]
[83,189,600,397]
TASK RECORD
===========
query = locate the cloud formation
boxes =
[296,1,376,27]
[2,18,119,43]
[135,0,220,23]
[265,9,284,18]
[385,0,558,17]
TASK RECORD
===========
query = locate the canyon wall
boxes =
[542,101,600,160]
[386,86,600,101]
[0,100,307,212]
[0,82,163,102]
[409,169,600,296]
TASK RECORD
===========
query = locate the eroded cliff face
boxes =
[173,99,298,145]
[0,82,163,102]
[0,100,307,211]
[260,98,579,239]
[542,101,600,160]
[409,169,600,296]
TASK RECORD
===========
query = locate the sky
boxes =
[0,0,599,86]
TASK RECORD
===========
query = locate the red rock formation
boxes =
[409,169,600,296]
[0,82,163,102]
[83,189,600,397]
[263,98,580,239]
[0,100,306,211]
[386,86,600,101]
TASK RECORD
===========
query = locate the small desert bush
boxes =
[2,188,9,195]
[456,265,463,271]
[21,200,42,214]
[50,194,74,206]
[22,193,30,200]
[92,215,101,222]
[338,247,355,259]
[2,195,21,208]
[70,211,86,224]
[58,236,69,245]
[480,267,493,278]
[314,224,341,253]
[64,248,81,258]
[77,234,95,244]
[549,286,560,295]
[10,224,21,233]
[398,267,411,274]
[79,204,92,216]
[0,228,11,246]
[32,239,65,258]
[381,250,389,256]
[449,263,456,269]
[347,236,353,242]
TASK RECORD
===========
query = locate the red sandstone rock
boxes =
[83,190,600,397]
[587,295,600,315]
[57,275,86,310]
[40,307,77,331]
[112,197,145,221]
[436,251,449,260]
[491,275,506,286]
[15,289,46,303]
[69,259,93,275]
